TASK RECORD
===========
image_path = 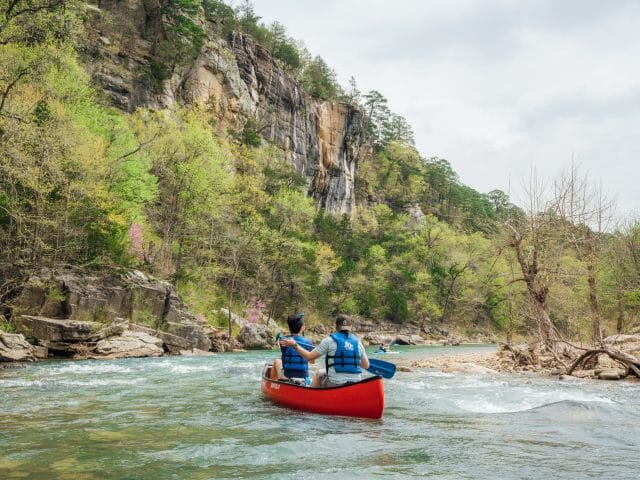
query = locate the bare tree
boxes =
[504,165,640,377]
[504,168,561,348]
[553,163,615,344]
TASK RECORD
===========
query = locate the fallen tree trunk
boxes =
[566,348,640,378]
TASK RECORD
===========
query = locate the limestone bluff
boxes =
[84,1,367,215]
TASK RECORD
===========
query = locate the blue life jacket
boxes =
[280,335,314,379]
[326,332,361,374]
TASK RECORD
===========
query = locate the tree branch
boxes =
[0,66,30,115]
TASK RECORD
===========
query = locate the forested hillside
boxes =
[1,0,639,344]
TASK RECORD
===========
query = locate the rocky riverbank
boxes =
[1,266,492,364]
[410,333,640,382]
[0,266,256,362]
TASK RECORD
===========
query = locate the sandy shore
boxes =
[408,351,502,374]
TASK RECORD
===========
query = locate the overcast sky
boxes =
[247,0,640,218]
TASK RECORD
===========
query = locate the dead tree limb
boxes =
[566,348,640,377]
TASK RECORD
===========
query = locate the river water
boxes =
[1,345,638,480]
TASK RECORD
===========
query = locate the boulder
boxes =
[129,323,211,353]
[597,368,625,380]
[441,336,463,346]
[594,353,626,371]
[16,315,125,343]
[93,331,163,358]
[31,345,49,359]
[162,321,211,352]
[394,335,414,346]
[209,331,232,353]
[422,326,449,338]
[0,332,34,362]
[363,334,394,346]
[179,348,216,356]
[237,323,276,349]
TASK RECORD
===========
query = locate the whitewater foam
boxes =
[54,363,133,375]
[453,388,613,413]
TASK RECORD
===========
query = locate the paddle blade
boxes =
[367,358,396,379]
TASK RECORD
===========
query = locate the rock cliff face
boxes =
[83,3,367,214]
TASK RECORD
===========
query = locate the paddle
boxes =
[366,358,396,379]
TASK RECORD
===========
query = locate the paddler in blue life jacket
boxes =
[280,314,369,388]
[269,313,315,384]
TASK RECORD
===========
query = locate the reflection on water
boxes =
[1,345,638,479]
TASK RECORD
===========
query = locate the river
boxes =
[1,345,638,479]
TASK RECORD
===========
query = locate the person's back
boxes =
[270,313,314,383]
[280,332,314,382]
[313,315,368,387]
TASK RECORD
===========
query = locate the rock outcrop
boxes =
[93,331,164,359]
[237,323,276,350]
[17,315,125,347]
[11,267,211,358]
[0,332,45,362]
[82,4,367,215]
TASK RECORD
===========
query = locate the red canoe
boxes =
[261,364,385,419]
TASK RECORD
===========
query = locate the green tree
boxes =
[203,0,237,34]
[342,76,361,106]
[0,0,76,46]
[603,221,640,332]
[147,0,206,87]
[363,90,389,144]
[0,44,138,265]
[138,108,232,278]
[381,113,415,147]
[301,56,340,100]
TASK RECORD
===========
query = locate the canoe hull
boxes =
[261,365,384,419]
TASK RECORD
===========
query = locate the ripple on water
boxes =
[0,377,143,389]
[452,386,614,414]
[1,348,639,480]
[52,362,134,375]
[168,364,218,374]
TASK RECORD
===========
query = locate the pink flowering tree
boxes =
[245,300,266,323]
[129,223,144,261]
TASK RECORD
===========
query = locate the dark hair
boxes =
[287,313,304,334]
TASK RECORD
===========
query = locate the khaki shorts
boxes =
[317,372,342,388]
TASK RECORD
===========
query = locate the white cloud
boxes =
[250,0,640,218]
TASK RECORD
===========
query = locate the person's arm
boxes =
[303,341,316,364]
[280,337,321,361]
[359,343,370,369]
